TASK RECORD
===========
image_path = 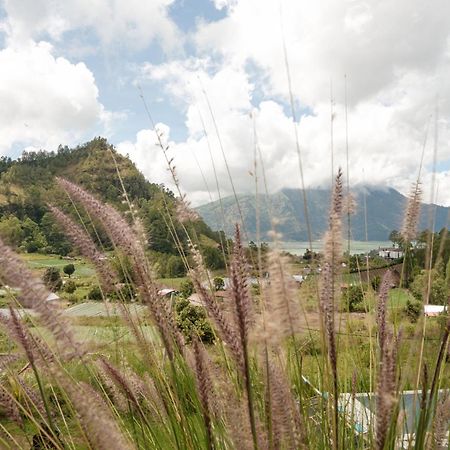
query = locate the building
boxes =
[378,247,404,259]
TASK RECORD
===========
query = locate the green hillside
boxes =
[0,138,225,276]
[196,186,450,241]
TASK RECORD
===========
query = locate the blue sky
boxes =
[0,0,449,205]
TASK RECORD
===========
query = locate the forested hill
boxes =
[196,186,450,241]
[0,138,225,276]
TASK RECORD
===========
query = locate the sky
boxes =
[0,0,449,207]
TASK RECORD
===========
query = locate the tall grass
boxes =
[0,165,449,450]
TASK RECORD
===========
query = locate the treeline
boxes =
[0,138,226,277]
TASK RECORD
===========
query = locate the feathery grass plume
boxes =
[56,178,184,359]
[266,361,305,450]
[261,249,302,346]
[375,331,399,450]
[376,270,393,352]
[60,379,131,450]
[401,181,422,243]
[319,168,343,450]
[99,358,146,411]
[48,205,118,292]
[0,237,81,360]
[0,386,22,427]
[18,377,48,420]
[95,361,129,413]
[229,224,260,450]
[428,393,450,450]
[176,195,200,223]
[190,246,244,373]
[192,338,215,449]
[4,306,35,366]
[230,224,252,347]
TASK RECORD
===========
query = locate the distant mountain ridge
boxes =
[196,186,450,241]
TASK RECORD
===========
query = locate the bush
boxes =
[174,297,215,344]
[405,298,422,323]
[371,275,381,291]
[213,277,225,291]
[341,284,365,312]
[179,279,194,298]
[110,283,136,301]
[64,280,77,294]
[166,256,186,278]
[43,267,62,292]
[88,286,103,301]
[410,271,448,304]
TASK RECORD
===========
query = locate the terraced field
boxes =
[64,302,148,317]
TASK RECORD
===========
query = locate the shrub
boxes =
[341,284,365,312]
[43,267,62,292]
[213,276,225,291]
[371,275,381,291]
[166,255,186,277]
[405,298,422,323]
[174,297,215,344]
[179,279,194,298]
[88,286,103,300]
[64,280,77,294]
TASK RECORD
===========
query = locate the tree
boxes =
[43,267,62,292]
[63,264,75,278]
[166,255,186,278]
[410,270,448,305]
[0,216,24,247]
[389,229,403,247]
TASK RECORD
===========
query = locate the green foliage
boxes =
[371,275,381,291]
[0,138,224,259]
[43,267,63,292]
[405,298,422,323]
[201,246,225,270]
[341,284,366,312]
[213,276,225,291]
[0,215,24,247]
[174,297,215,344]
[88,285,103,300]
[64,280,77,294]
[166,255,186,278]
[63,263,75,278]
[179,279,194,298]
[410,270,448,305]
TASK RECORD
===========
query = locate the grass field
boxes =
[23,253,95,278]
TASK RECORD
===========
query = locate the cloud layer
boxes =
[120,0,450,205]
[1,0,449,206]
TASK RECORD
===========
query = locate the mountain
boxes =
[0,138,225,276]
[196,186,450,241]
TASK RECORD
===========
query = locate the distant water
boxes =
[277,241,392,256]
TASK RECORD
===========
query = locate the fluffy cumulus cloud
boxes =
[1,0,181,51]
[121,0,450,206]
[0,41,107,153]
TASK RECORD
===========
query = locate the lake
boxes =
[277,240,392,256]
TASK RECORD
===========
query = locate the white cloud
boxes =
[1,0,182,51]
[0,40,109,153]
[122,0,450,206]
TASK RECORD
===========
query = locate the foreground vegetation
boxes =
[0,168,448,450]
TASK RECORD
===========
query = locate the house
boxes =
[424,304,447,317]
[158,288,178,297]
[46,293,60,302]
[378,247,404,259]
